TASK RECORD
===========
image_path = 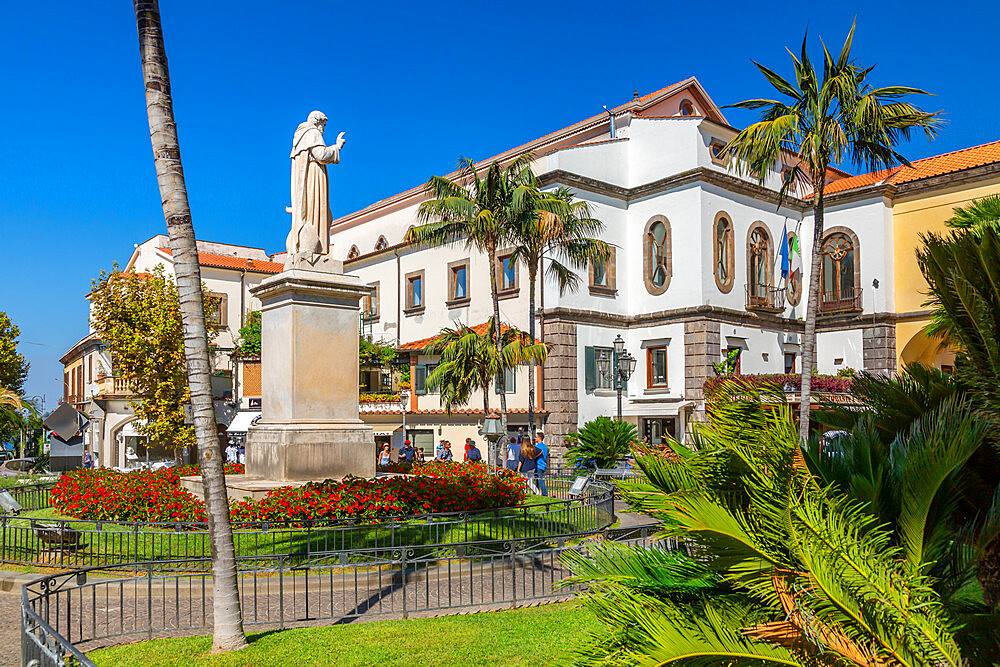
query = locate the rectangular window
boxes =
[497,252,518,293]
[595,347,613,389]
[362,282,379,318]
[414,365,427,394]
[647,346,668,388]
[447,259,470,304]
[424,363,438,394]
[207,292,228,327]
[405,270,425,313]
[593,257,608,286]
[784,352,796,374]
[494,366,516,394]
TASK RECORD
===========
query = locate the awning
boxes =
[227,411,261,433]
[119,420,147,438]
[373,428,402,437]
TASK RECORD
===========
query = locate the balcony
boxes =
[94,376,130,398]
[745,284,785,314]
[819,286,863,316]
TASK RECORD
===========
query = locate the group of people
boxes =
[377,437,487,467]
[224,441,246,465]
[506,431,548,496]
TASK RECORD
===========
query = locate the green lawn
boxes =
[3,494,604,566]
[87,601,598,667]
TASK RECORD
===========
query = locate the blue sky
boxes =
[1,1,997,409]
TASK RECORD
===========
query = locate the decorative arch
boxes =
[746,221,774,291]
[374,236,388,251]
[643,215,672,295]
[347,245,360,260]
[678,99,696,116]
[712,211,735,293]
[820,226,861,308]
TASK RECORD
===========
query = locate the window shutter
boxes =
[585,347,596,391]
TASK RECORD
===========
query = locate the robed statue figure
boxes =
[286,110,345,269]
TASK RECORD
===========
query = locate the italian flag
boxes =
[787,222,803,284]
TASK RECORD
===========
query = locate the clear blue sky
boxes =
[1,1,997,409]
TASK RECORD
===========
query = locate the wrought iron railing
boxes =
[819,286,863,315]
[745,283,785,313]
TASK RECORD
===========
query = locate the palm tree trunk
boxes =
[527,263,538,442]
[798,184,825,444]
[133,0,247,653]
[489,244,508,450]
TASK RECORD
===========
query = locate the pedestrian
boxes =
[378,443,392,466]
[237,445,245,465]
[82,449,94,470]
[415,447,426,463]
[505,436,520,470]
[225,442,237,464]
[463,437,474,462]
[437,440,453,461]
[466,440,482,463]
[398,439,415,462]
[517,437,540,494]
[533,432,549,496]
[436,439,447,460]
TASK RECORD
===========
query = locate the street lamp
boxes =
[480,413,504,473]
[398,389,410,444]
[600,337,636,421]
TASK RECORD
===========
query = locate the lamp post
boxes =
[399,389,410,443]
[480,413,503,474]
[603,335,636,421]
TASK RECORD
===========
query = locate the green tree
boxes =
[232,310,261,358]
[133,0,247,651]
[563,383,978,666]
[0,311,29,395]
[724,22,940,442]
[409,156,536,437]
[90,266,217,452]
[424,318,546,418]
[508,186,610,440]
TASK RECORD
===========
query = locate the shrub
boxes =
[703,372,853,398]
[50,462,525,524]
[564,417,638,469]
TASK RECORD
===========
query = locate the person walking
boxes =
[534,432,548,497]
[398,439,415,463]
[378,443,392,466]
[82,449,94,470]
[463,437,474,462]
[516,438,540,494]
[415,447,426,463]
[505,436,520,471]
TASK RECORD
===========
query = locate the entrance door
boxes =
[642,418,676,445]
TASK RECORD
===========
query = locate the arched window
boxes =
[821,229,860,312]
[374,236,388,251]
[748,226,771,291]
[643,216,672,294]
[347,245,360,260]
[678,99,696,116]
[713,213,734,293]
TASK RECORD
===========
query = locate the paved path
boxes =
[1,570,47,667]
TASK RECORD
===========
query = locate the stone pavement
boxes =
[1,570,47,667]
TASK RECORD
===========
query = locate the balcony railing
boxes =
[94,376,130,397]
[745,284,785,313]
[819,286,863,315]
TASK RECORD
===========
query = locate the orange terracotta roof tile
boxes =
[823,139,1000,195]
[158,248,284,273]
[400,322,539,351]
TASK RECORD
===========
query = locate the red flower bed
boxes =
[50,462,525,525]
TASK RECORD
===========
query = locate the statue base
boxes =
[245,420,375,482]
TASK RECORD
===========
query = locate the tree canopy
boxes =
[89,265,218,450]
[0,311,29,394]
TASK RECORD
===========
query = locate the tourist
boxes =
[225,442,238,464]
[463,437,474,462]
[517,437,540,494]
[466,440,482,463]
[534,432,548,497]
[378,443,392,466]
[398,439,415,462]
[436,439,447,459]
[437,441,453,461]
[415,447,426,463]
[82,449,93,470]
[238,445,245,465]
[505,436,520,470]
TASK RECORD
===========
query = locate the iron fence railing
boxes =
[6,482,56,512]
[819,285,863,315]
[745,283,786,312]
[2,477,615,571]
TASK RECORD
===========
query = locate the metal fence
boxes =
[2,477,614,572]
[7,482,56,512]
[23,526,665,667]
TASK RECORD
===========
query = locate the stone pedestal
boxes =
[245,267,375,482]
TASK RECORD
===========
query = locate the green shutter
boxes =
[585,347,596,391]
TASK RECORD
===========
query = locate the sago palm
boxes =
[509,186,611,441]
[563,382,970,666]
[564,416,637,469]
[409,156,537,437]
[724,21,940,442]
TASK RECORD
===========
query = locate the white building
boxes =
[329,77,892,457]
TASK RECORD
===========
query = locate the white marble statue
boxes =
[286,110,346,270]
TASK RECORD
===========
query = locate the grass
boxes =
[0,474,53,489]
[87,601,599,667]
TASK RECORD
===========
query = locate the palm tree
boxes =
[409,156,536,437]
[424,318,547,416]
[508,186,611,440]
[724,22,940,442]
[132,0,246,652]
[563,383,984,666]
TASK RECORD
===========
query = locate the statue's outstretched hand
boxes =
[336,131,346,149]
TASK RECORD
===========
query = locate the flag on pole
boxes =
[788,221,803,284]
[777,221,790,279]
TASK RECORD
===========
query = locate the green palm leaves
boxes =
[564,416,638,469]
[564,384,970,667]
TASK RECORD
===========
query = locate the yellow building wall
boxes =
[892,175,1000,366]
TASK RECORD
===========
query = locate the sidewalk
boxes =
[1,570,47,667]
